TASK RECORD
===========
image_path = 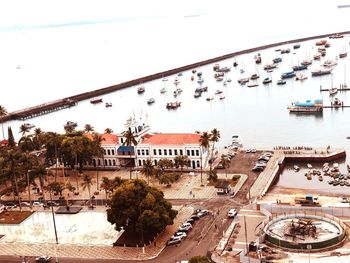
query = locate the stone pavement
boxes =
[0,206,193,260]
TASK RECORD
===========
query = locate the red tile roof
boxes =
[142,133,200,145]
[0,139,8,146]
[84,133,119,145]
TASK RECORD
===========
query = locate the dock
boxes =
[320,84,349,92]
[249,148,346,200]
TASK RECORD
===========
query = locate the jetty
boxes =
[2,30,350,123]
[249,148,346,200]
[320,84,350,92]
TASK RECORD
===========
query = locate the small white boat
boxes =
[219,95,225,100]
[333,163,339,169]
[329,88,338,95]
[206,96,214,101]
[293,165,300,172]
[307,163,313,169]
[215,89,223,95]
[147,98,155,104]
[295,73,307,81]
[105,102,113,107]
[160,87,167,93]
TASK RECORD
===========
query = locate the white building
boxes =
[135,133,208,169]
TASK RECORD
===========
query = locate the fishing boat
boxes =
[295,73,307,81]
[288,100,323,112]
[307,173,312,180]
[166,101,181,109]
[262,76,272,84]
[219,95,225,100]
[137,86,145,94]
[90,97,103,104]
[277,79,286,85]
[281,48,290,54]
[160,87,167,94]
[319,176,323,181]
[254,54,262,64]
[206,96,214,101]
[174,78,180,85]
[247,83,259,88]
[301,60,312,66]
[250,73,260,80]
[281,71,296,79]
[329,87,338,95]
[339,52,348,58]
[213,64,220,71]
[263,63,278,70]
[316,39,327,46]
[273,57,282,63]
[293,165,300,172]
[194,92,202,98]
[215,89,223,95]
[307,163,313,169]
[292,65,308,71]
[217,66,231,73]
[322,60,337,68]
[147,98,155,104]
[191,75,194,81]
[105,102,113,107]
[195,86,208,93]
[313,54,321,60]
[238,78,250,84]
[311,68,332,76]
[293,44,301,49]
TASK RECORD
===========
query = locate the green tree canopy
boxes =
[189,256,212,263]
[107,179,177,237]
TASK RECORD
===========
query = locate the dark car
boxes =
[5,202,17,209]
[35,256,51,263]
[190,215,200,221]
[46,201,59,207]
[186,218,195,225]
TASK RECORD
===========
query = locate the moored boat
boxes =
[264,63,278,70]
[277,79,286,85]
[90,97,103,104]
[339,52,348,58]
[273,57,282,63]
[332,98,342,107]
[147,98,155,104]
[295,73,307,81]
[292,65,308,71]
[288,99,323,112]
[166,101,181,109]
[311,68,332,76]
[262,77,272,84]
[281,71,296,79]
[137,86,145,94]
[250,73,260,80]
[105,102,112,107]
[329,87,338,95]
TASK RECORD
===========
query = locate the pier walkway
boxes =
[249,148,346,200]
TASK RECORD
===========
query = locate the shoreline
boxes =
[2,30,350,123]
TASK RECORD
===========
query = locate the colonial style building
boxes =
[135,133,208,169]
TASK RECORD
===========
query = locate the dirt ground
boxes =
[0,211,33,224]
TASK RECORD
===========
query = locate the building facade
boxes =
[135,133,208,169]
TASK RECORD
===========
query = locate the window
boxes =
[98,159,101,166]
[141,149,145,155]
[113,160,116,166]
[146,149,149,155]
[158,149,162,155]
[180,149,183,155]
[121,138,124,144]
[154,159,158,166]
[104,159,108,166]
[153,149,157,155]
[169,149,172,155]
[174,149,178,155]
[187,150,190,156]
[142,160,146,165]
[103,149,106,155]
[108,160,112,166]
[137,149,141,155]
[111,149,115,155]
[107,149,111,155]
[196,160,200,168]
[164,149,167,156]
[196,150,199,156]
[139,160,142,166]
[191,150,195,156]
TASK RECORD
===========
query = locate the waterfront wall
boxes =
[2,30,350,123]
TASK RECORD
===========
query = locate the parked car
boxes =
[32,201,44,207]
[4,202,17,209]
[252,166,265,172]
[178,223,192,232]
[190,215,200,221]
[171,232,187,240]
[186,218,195,225]
[197,209,209,217]
[46,201,59,207]
[228,208,238,218]
[20,202,31,207]
[35,256,51,263]
[167,237,182,246]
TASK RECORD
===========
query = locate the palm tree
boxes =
[174,155,189,175]
[199,131,210,186]
[100,176,111,204]
[220,154,231,179]
[33,128,44,150]
[122,129,138,179]
[64,124,75,134]
[210,129,221,170]
[19,124,31,137]
[141,159,155,184]
[84,124,94,133]
[81,174,93,207]
[91,132,105,191]
[104,128,113,134]
[0,105,7,140]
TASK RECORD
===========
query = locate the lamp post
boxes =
[26,169,32,210]
[46,168,59,244]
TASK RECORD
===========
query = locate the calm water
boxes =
[1,0,350,152]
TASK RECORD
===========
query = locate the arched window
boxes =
[196,160,200,168]
[108,160,112,166]
[139,160,142,166]
[111,149,115,155]
[113,159,116,166]
[98,159,101,166]
[107,149,111,155]
[104,159,107,166]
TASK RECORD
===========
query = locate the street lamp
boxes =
[46,168,59,245]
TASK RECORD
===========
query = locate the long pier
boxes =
[2,30,350,123]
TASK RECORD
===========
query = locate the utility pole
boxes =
[244,215,250,263]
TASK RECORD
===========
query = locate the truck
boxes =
[294,194,320,206]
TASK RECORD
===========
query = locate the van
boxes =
[228,208,237,218]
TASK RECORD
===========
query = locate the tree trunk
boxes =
[14,174,21,211]
[27,171,32,210]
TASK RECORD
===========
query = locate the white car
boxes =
[178,223,192,232]
[32,201,44,207]
[172,232,187,240]
[228,208,237,218]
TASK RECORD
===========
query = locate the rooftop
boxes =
[84,133,119,145]
[141,133,200,145]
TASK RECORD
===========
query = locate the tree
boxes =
[81,174,93,207]
[18,135,35,152]
[19,124,31,137]
[84,124,94,133]
[7,126,15,147]
[199,131,210,186]
[122,129,138,179]
[156,159,174,180]
[189,256,212,263]
[141,159,155,184]
[209,128,220,170]
[107,179,177,244]
[220,154,231,178]
[0,105,7,140]
[91,133,105,190]
[174,155,189,175]
[104,128,113,134]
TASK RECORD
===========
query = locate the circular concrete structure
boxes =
[263,214,345,250]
